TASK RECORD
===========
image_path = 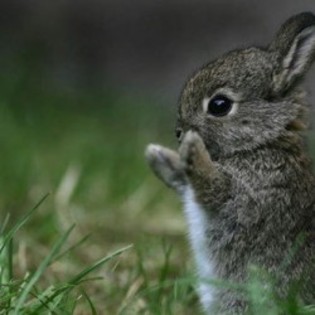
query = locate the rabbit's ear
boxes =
[269,12,315,94]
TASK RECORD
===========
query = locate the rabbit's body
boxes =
[184,139,315,314]
[146,12,315,314]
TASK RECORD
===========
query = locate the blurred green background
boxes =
[1,1,315,314]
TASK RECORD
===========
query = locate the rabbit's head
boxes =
[176,12,315,160]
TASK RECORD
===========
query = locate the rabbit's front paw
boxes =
[145,144,187,191]
[179,131,214,176]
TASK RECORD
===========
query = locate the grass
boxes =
[0,199,133,314]
[0,63,314,314]
[0,73,199,314]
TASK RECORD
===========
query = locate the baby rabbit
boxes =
[146,12,315,314]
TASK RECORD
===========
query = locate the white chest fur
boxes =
[183,186,216,313]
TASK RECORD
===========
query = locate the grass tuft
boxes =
[0,197,133,314]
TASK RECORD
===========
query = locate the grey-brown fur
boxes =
[146,12,315,314]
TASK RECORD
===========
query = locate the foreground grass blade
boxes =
[51,234,91,263]
[0,213,10,236]
[13,225,75,315]
[68,244,133,286]
[0,194,49,255]
[32,244,133,313]
[82,290,97,315]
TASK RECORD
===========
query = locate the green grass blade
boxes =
[81,290,97,315]
[32,245,133,313]
[13,224,75,315]
[0,194,49,255]
[6,239,13,311]
[0,214,10,236]
[51,234,91,263]
[68,244,133,286]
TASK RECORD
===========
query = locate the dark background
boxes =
[1,0,315,104]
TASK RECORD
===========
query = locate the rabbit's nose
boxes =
[175,128,184,143]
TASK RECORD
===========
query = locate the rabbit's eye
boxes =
[207,94,233,117]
